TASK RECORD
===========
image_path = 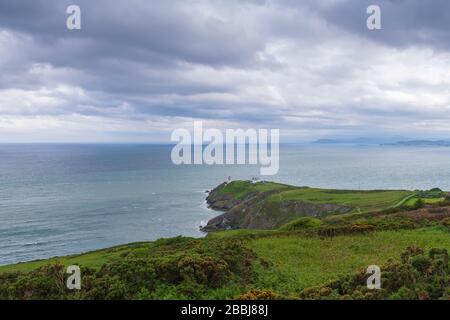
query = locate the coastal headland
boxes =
[1,180,449,300]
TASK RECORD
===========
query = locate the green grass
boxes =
[5,226,447,292]
[0,242,156,273]
[217,180,291,199]
[404,196,445,207]
[423,198,445,204]
[400,188,447,208]
[1,223,449,299]
[278,217,323,231]
[249,227,450,295]
[217,181,415,224]
[207,229,276,239]
[404,197,419,207]
[1,179,449,299]
[267,188,412,213]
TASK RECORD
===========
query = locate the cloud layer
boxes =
[0,0,449,142]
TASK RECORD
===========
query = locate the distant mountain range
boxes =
[314,136,411,145]
[382,140,450,147]
[314,137,450,147]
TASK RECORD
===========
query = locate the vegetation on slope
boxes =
[0,237,257,300]
[267,188,413,213]
[203,180,446,231]
[300,245,449,300]
[214,180,292,200]
[1,200,449,300]
[214,180,415,213]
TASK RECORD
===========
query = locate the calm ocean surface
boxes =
[1,143,450,265]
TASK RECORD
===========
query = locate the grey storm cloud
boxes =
[0,0,449,142]
[315,0,450,50]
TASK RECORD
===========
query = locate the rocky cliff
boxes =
[201,181,352,231]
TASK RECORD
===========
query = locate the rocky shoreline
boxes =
[201,181,352,232]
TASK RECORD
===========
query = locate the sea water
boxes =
[1,143,450,265]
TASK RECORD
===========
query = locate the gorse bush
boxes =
[0,239,257,300]
[236,289,279,300]
[1,208,449,300]
[177,256,229,287]
[300,246,449,300]
[0,263,67,300]
[279,217,322,231]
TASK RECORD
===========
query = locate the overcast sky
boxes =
[0,0,449,142]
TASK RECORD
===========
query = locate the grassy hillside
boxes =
[0,242,154,274]
[249,228,450,294]
[1,198,449,299]
[203,180,422,231]
[215,180,292,199]
[214,181,414,214]
[266,188,412,213]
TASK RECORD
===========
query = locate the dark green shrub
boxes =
[177,256,229,287]
[300,246,449,300]
[279,217,322,231]
[236,289,279,300]
[0,239,258,300]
